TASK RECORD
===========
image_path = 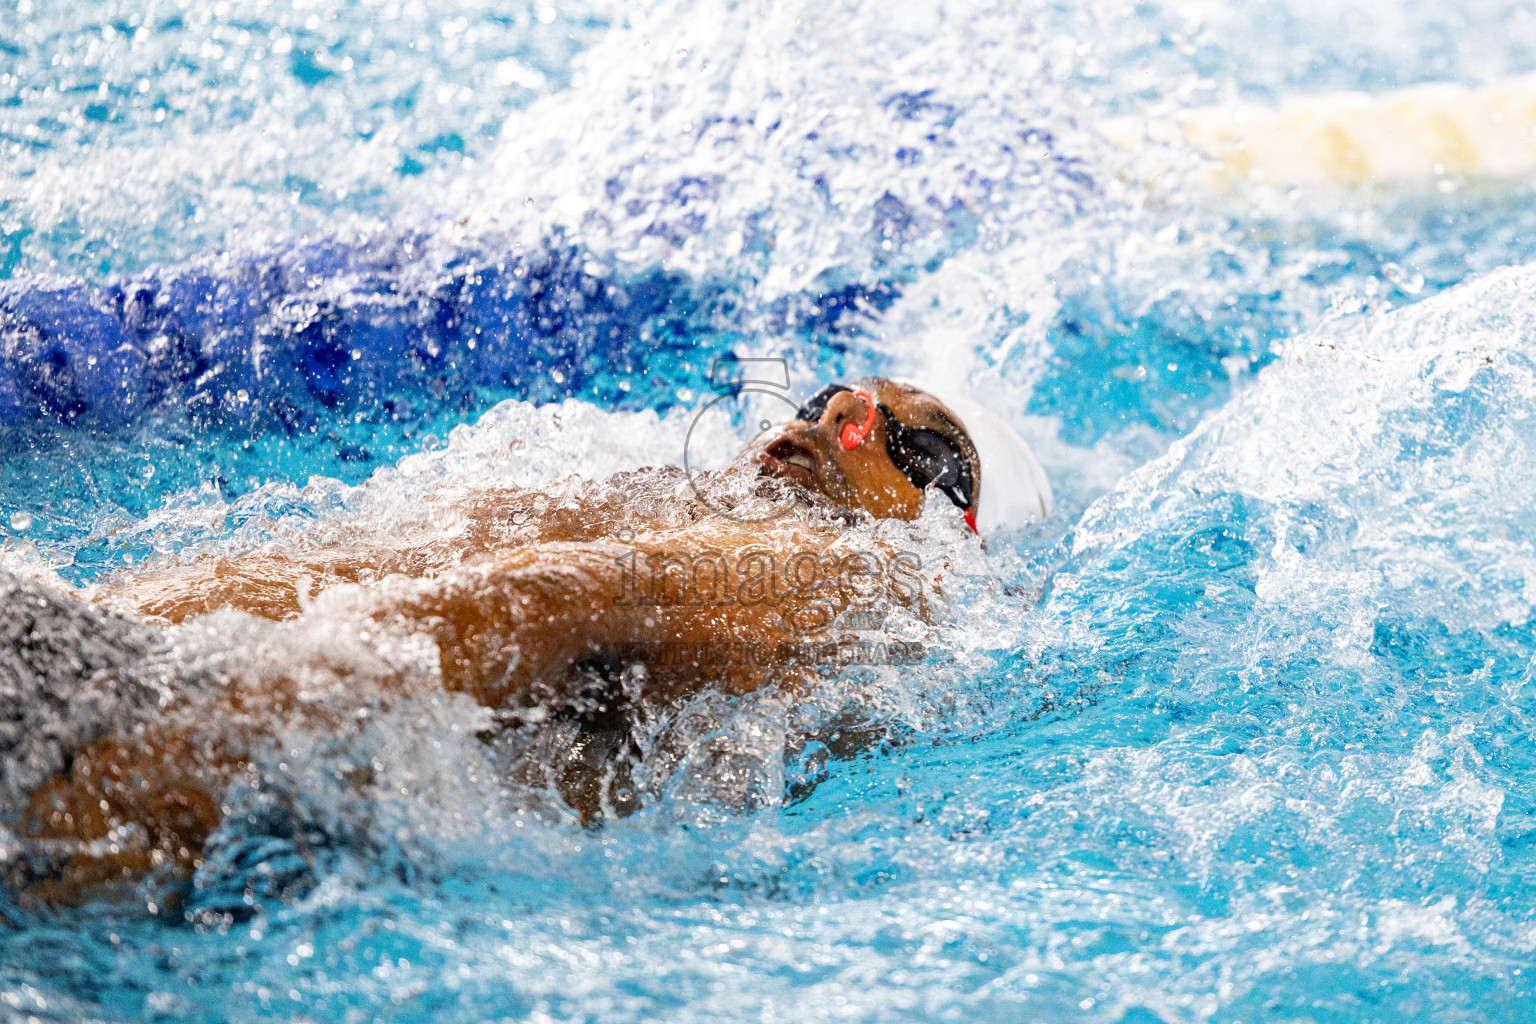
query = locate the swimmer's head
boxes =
[753,377,982,527]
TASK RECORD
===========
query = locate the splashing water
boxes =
[4,0,1536,1021]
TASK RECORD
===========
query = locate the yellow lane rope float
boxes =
[1102,74,1536,187]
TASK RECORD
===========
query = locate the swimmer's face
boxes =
[753,377,980,521]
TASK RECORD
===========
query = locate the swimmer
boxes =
[4,377,1050,904]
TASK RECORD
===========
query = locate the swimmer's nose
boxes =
[817,389,876,446]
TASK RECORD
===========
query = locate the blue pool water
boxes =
[6,1,1536,1020]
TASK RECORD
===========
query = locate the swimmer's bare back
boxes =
[9,378,982,904]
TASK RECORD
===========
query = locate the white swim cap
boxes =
[900,381,1054,536]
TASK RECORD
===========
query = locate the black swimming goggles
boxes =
[795,384,977,525]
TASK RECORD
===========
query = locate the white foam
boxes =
[465,0,1106,291]
[1077,261,1536,633]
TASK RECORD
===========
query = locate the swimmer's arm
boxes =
[101,478,699,624]
[11,724,239,906]
[369,526,931,709]
[99,548,410,624]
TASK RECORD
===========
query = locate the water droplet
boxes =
[9,511,32,531]
[1382,262,1424,295]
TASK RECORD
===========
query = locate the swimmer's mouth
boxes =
[758,434,820,487]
